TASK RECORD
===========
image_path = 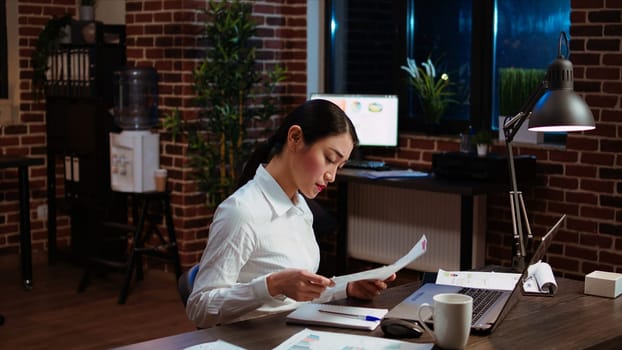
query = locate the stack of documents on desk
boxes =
[286,303,387,330]
[358,169,428,179]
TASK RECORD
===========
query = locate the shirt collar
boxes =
[254,165,305,217]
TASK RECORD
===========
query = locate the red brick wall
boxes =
[548,1,622,277]
[489,2,622,278]
[2,1,619,279]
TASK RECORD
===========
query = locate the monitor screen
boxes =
[310,94,399,147]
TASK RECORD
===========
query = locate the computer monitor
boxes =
[309,94,399,148]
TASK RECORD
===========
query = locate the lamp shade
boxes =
[528,54,595,132]
[529,89,595,132]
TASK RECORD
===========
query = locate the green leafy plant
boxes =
[471,129,494,145]
[30,14,72,100]
[499,68,546,116]
[164,0,286,207]
[401,56,457,124]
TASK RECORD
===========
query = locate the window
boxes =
[493,0,570,143]
[325,0,570,137]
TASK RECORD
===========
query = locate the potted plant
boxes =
[401,56,457,130]
[472,129,494,157]
[164,0,286,207]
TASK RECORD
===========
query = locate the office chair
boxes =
[178,264,200,306]
[304,197,338,235]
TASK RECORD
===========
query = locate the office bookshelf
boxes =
[45,20,127,264]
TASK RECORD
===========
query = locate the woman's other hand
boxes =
[267,269,335,301]
[346,273,397,300]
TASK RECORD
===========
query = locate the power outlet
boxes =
[36,204,48,220]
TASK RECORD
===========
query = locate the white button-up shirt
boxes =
[186,165,346,328]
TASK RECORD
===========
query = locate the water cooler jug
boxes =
[110,67,160,192]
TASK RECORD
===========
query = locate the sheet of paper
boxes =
[183,340,245,350]
[332,234,427,285]
[274,328,434,350]
[523,261,557,295]
[435,269,521,291]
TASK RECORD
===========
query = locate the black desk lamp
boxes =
[502,32,595,270]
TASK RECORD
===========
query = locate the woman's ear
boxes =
[287,125,303,150]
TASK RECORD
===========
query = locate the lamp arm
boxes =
[503,80,548,143]
[506,140,530,269]
[502,80,546,270]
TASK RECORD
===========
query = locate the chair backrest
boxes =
[178,264,200,306]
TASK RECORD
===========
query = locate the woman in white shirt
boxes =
[186,99,395,328]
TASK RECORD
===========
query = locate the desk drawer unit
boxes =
[347,182,486,272]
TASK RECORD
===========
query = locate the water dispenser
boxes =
[110,67,160,193]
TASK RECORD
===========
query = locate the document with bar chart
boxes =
[273,328,433,350]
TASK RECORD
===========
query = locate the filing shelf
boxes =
[45,23,126,264]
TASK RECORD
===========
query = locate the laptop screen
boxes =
[490,214,566,333]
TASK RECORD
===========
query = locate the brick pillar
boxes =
[125,0,308,268]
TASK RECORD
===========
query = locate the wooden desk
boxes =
[0,155,44,289]
[113,277,622,350]
[336,169,507,274]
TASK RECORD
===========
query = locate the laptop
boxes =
[385,214,566,334]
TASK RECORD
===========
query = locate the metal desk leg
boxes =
[46,151,57,265]
[336,181,349,275]
[17,165,33,290]
[460,195,474,270]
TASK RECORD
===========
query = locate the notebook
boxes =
[385,214,566,334]
[285,303,388,331]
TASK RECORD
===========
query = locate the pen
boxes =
[318,309,382,322]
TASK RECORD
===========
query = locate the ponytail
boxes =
[236,137,276,190]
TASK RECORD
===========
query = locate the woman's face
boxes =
[293,132,354,199]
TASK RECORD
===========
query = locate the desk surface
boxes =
[114,278,622,350]
[0,155,44,168]
[337,168,507,196]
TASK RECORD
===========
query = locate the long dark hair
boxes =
[236,99,358,189]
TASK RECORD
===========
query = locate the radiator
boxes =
[347,182,486,272]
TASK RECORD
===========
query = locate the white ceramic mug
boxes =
[417,293,473,349]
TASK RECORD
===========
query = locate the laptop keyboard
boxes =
[458,288,503,322]
[344,159,388,170]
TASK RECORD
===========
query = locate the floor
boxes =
[0,254,195,350]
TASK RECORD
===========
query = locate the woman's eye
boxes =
[325,156,336,164]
